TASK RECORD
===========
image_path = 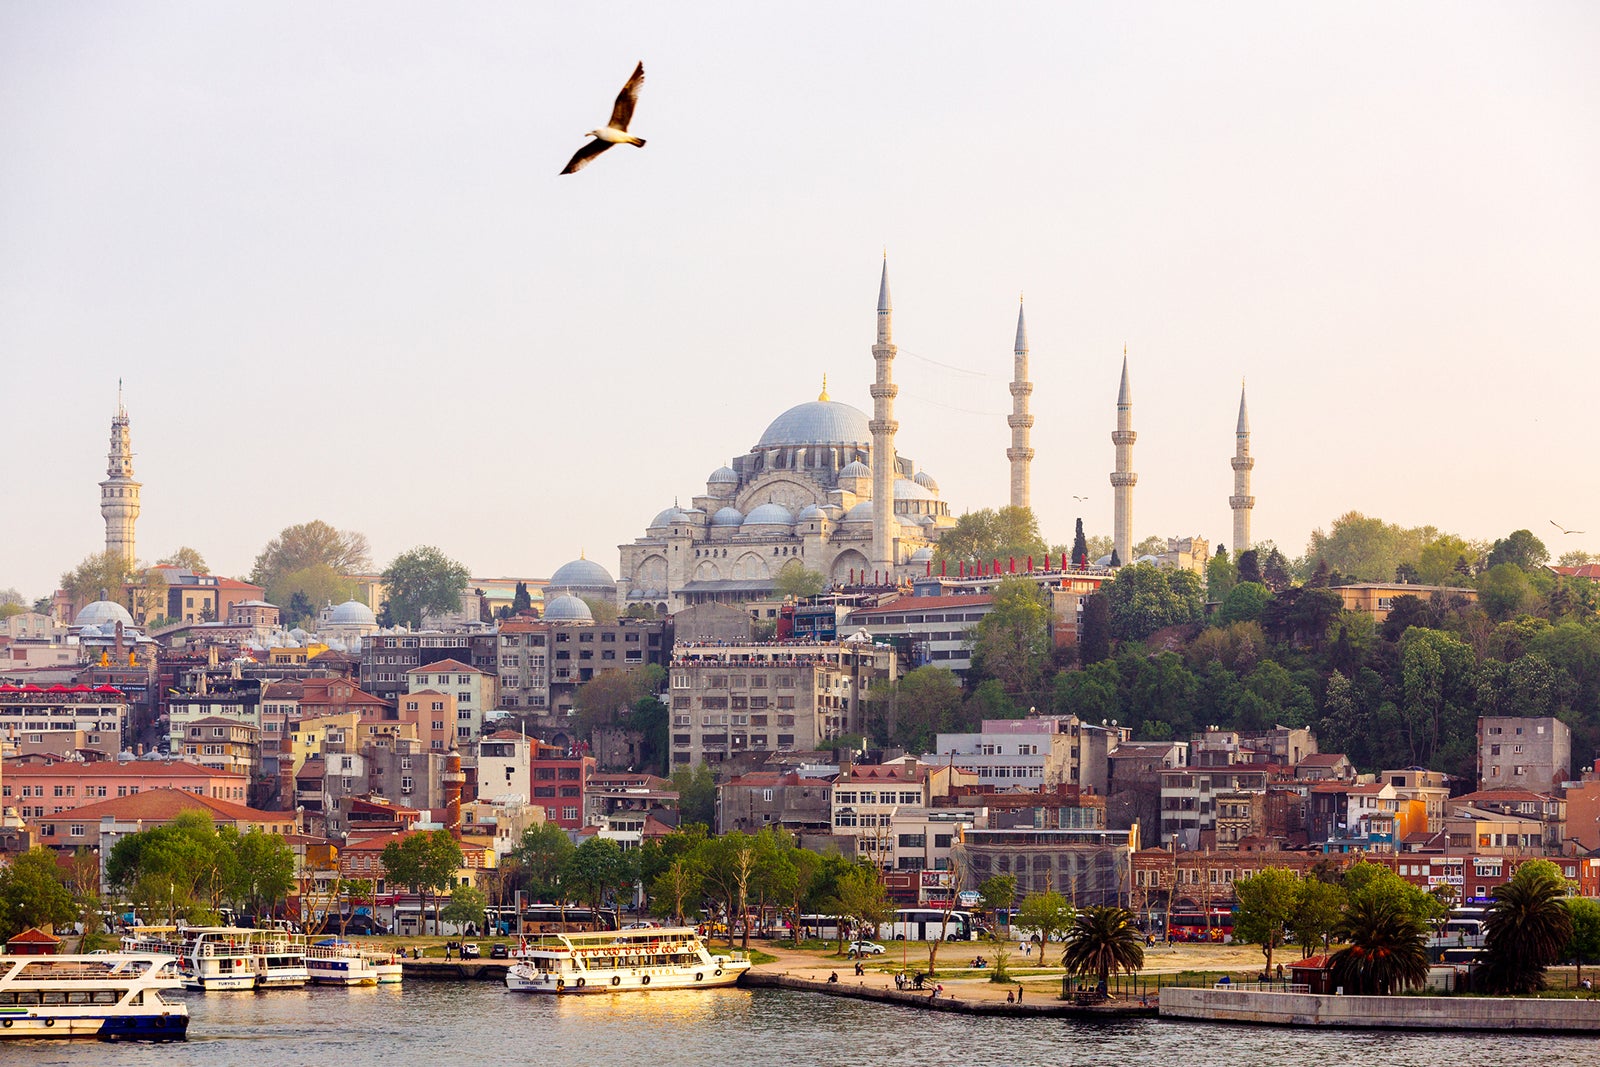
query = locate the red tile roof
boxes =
[1295,754,1349,767]
[42,787,291,826]
[406,659,479,674]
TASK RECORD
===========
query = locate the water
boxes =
[7,984,1598,1067]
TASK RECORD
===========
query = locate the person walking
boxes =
[1017,983,1024,1003]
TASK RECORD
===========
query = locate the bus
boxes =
[1165,909,1235,943]
[499,905,619,935]
[876,908,975,942]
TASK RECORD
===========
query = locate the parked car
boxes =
[340,915,384,936]
[461,943,481,959]
[848,940,886,956]
[490,943,509,959]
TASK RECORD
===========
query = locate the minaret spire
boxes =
[1230,380,1255,553]
[100,386,141,565]
[870,257,899,577]
[1006,298,1034,509]
[1109,349,1137,564]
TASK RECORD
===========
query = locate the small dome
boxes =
[757,400,872,448]
[543,593,593,622]
[649,506,687,529]
[914,471,939,491]
[894,478,934,501]
[916,513,937,527]
[550,557,616,589]
[743,503,794,527]
[76,600,134,628]
[327,600,377,626]
[711,506,745,527]
[843,501,876,523]
[839,460,872,479]
[796,504,827,522]
[708,466,739,485]
[910,546,935,562]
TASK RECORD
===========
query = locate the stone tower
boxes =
[1230,381,1255,553]
[99,384,141,564]
[869,257,899,578]
[1109,351,1137,564]
[1006,299,1034,509]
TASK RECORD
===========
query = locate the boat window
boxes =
[67,991,91,1005]
[14,992,40,1006]
[93,991,119,1005]
[42,992,66,1005]
[129,991,145,1005]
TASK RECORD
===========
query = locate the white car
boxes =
[848,940,886,955]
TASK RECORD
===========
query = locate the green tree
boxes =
[562,838,635,913]
[226,827,294,920]
[1104,564,1204,642]
[1486,529,1549,571]
[1303,512,1439,584]
[1015,889,1074,945]
[1218,581,1270,625]
[978,874,1018,935]
[277,564,357,625]
[250,520,371,597]
[968,576,1053,703]
[0,847,76,939]
[830,864,892,952]
[440,884,488,933]
[156,546,209,573]
[1052,660,1120,722]
[1329,893,1430,995]
[669,763,717,829]
[1477,562,1537,620]
[581,596,620,624]
[1397,627,1477,776]
[773,560,826,599]
[882,666,962,753]
[1205,547,1237,603]
[650,857,705,926]
[512,581,532,614]
[1232,867,1300,975]
[1290,878,1347,957]
[1077,593,1112,665]
[1481,859,1573,994]
[622,694,670,776]
[699,832,760,949]
[934,506,1049,569]
[573,669,652,742]
[1415,535,1477,584]
[513,823,576,901]
[1071,519,1090,568]
[381,545,471,627]
[60,551,138,608]
[381,830,462,935]
[1564,896,1600,986]
[1059,905,1145,994]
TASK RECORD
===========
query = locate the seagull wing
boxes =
[561,138,613,175]
[609,61,645,131]
[1551,520,1569,534]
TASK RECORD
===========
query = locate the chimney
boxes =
[443,743,464,837]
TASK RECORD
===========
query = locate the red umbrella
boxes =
[67,684,92,692]
[20,684,43,693]
[46,684,70,693]
[93,685,124,695]
[0,684,19,693]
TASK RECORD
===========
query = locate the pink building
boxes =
[2,758,249,822]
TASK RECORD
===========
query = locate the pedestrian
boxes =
[1017,983,1024,1003]
[854,960,863,977]
[1006,990,1015,1004]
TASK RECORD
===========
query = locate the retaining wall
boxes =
[1161,986,1600,1033]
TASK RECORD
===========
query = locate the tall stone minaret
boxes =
[1006,298,1034,509]
[1230,381,1255,553]
[99,383,141,564]
[869,257,899,578]
[1109,350,1137,564]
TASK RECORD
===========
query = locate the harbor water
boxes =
[8,983,1598,1067]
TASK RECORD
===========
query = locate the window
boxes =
[401,777,414,793]
[561,807,578,822]
[69,824,85,837]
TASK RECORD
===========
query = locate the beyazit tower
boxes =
[1230,381,1254,553]
[99,384,141,563]
[1007,298,1034,509]
[1109,350,1136,564]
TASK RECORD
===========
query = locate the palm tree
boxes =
[1328,894,1429,995]
[1481,861,1574,994]
[1059,905,1144,998]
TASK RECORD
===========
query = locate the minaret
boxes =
[1230,381,1255,553]
[869,257,899,578]
[99,382,141,564]
[1109,349,1137,564]
[1006,298,1034,509]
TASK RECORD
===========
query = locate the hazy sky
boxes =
[3,3,1596,600]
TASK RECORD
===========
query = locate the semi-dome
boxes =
[910,546,935,562]
[711,506,744,527]
[742,503,794,527]
[916,513,937,527]
[75,600,134,628]
[842,501,876,523]
[707,466,739,485]
[839,460,872,479]
[757,400,871,448]
[648,506,688,529]
[327,600,377,626]
[913,471,939,491]
[894,478,934,501]
[549,557,616,589]
[543,593,594,622]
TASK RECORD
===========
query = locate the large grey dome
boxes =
[648,506,687,529]
[894,478,934,501]
[327,600,376,626]
[707,466,739,485]
[711,506,744,527]
[743,503,794,527]
[550,557,616,589]
[842,501,876,523]
[796,504,827,522]
[76,600,134,628]
[543,593,594,622]
[757,400,871,448]
[914,471,939,491]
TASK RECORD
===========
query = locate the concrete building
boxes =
[0,689,128,758]
[476,731,533,802]
[845,594,993,674]
[178,716,261,784]
[529,749,595,831]
[1478,715,1571,794]
[1159,765,1272,849]
[359,630,498,703]
[930,715,1124,794]
[495,610,668,722]
[406,658,493,745]
[716,769,834,835]
[1331,583,1478,623]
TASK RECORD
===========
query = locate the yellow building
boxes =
[1331,583,1478,623]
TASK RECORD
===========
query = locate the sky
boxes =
[2,3,1597,600]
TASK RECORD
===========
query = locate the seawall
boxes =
[1161,987,1600,1033]
[740,972,1155,1018]
[401,960,511,981]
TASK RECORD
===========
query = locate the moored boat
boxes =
[306,940,380,986]
[504,926,749,995]
[0,952,189,1041]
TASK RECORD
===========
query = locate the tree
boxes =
[1077,593,1112,665]
[512,581,533,614]
[968,577,1053,703]
[773,560,826,600]
[1218,581,1269,625]
[700,832,761,949]
[1329,893,1430,995]
[581,596,620,624]
[1059,905,1145,995]
[1480,859,1573,994]
[1235,550,1262,585]
[1303,512,1439,583]
[1104,564,1204,642]
[882,666,962,753]
[381,830,462,935]
[1564,896,1600,986]
[1261,547,1293,592]
[1486,529,1549,571]
[1206,547,1237,602]
[1232,867,1300,976]
[440,884,488,933]
[574,669,652,743]
[1415,535,1478,584]
[978,874,1018,936]
[1290,878,1347,957]
[1071,519,1089,568]
[669,763,717,829]
[380,545,470,627]
[226,827,294,920]
[0,847,76,939]
[156,547,209,573]
[1015,890,1074,946]
[934,506,1049,568]
[59,551,137,607]
[562,838,635,914]
[830,864,892,951]
[1478,562,1536,620]
[513,823,576,902]
[250,521,371,598]
[650,857,705,926]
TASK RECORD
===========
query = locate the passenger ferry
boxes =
[0,953,189,1041]
[305,940,380,986]
[504,926,749,994]
[140,927,308,991]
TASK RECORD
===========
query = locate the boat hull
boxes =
[506,961,750,994]
[0,1010,188,1041]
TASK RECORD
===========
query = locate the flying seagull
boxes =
[1072,495,1089,502]
[1551,520,1586,536]
[560,61,646,175]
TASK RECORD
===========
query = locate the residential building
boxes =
[844,594,993,673]
[930,714,1125,794]
[1330,583,1478,622]
[179,716,261,786]
[3,759,249,826]
[1106,740,1190,834]
[584,772,678,828]
[497,612,668,721]
[476,731,533,802]
[1477,715,1571,794]
[1446,787,1566,853]
[1159,765,1271,849]
[360,630,498,703]
[396,690,457,752]
[406,659,494,744]
[530,749,595,830]
[0,688,128,758]
[716,770,834,834]
[829,760,975,866]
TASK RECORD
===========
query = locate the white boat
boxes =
[362,951,404,985]
[306,940,380,986]
[0,952,189,1041]
[169,927,308,991]
[504,926,750,995]
[251,929,311,989]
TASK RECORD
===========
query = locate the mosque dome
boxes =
[839,460,872,479]
[543,593,594,622]
[796,504,827,522]
[842,501,876,523]
[707,466,739,485]
[914,471,939,492]
[743,503,795,527]
[711,506,745,527]
[916,513,937,527]
[550,557,616,590]
[757,400,872,449]
[76,600,134,628]
[648,506,688,529]
[326,600,376,626]
[894,478,934,501]
[910,546,935,562]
